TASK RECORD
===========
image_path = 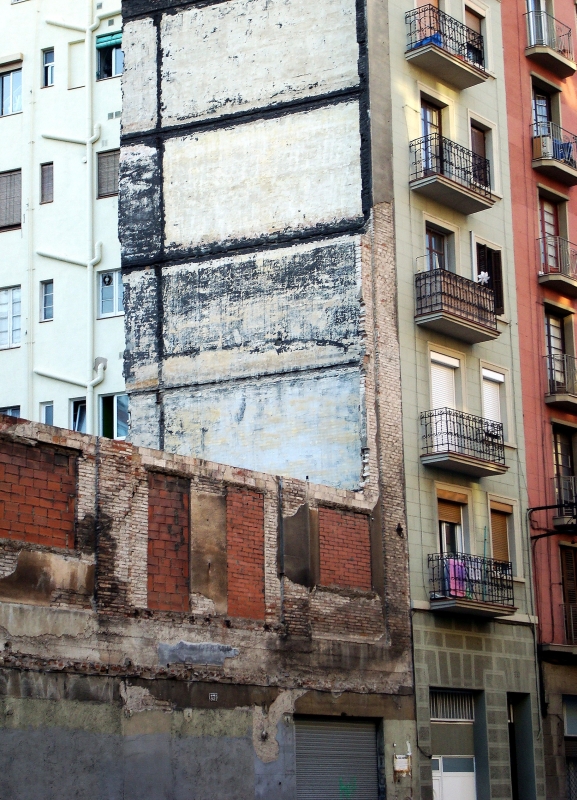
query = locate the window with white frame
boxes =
[100,393,129,439]
[482,368,506,440]
[0,405,20,418]
[0,286,21,348]
[71,398,86,433]
[98,270,123,317]
[41,402,53,425]
[1,67,22,116]
[42,49,54,87]
[41,280,53,321]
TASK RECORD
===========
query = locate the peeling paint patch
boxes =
[158,641,240,666]
[253,690,306,763]
[119,145,162,263]
[120,682,173,715]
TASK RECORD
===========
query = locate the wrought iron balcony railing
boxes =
[410,134,492,198]
[405,4,485,70]
[545,353,577,396]
[415,269,497,330]
[525,10,573,61]
[539,235,577,280]
[563,603,577,645]
[421,407,506,465]
[532,122,577,168]
[553,474,577,514]
[429,552,515,607]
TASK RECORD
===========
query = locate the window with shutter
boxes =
[482,369,504,423]
[562,547,577,644]
[0,169,22,230]
[97,150,119,198]
[438,499,464,554]
[491,509,509,562]
[40,163,53,204]
[477,243,504,315]
[430,356,458,410]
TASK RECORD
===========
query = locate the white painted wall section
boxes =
[163,101,363,250]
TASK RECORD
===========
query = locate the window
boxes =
[98,270,124,316]
[0,169,22,230]
[430,689,474,721]
[72,398,86,433]
[97,150,119,198]
[471,122,489,185]
[42,49,54,87]
[0,406,20,418]
[0,286,21,348]
[490,501,512,563]
[438,499,464,555]
[565,696,577,737]
[96,33,123,80]
[40,162,53,204]
[41,402,53,425]
[539,198,561,270]
[482,368,504,423]
[533,90,551,135]
[465,7,482,35]
[545,312,569,390]
[561,548,577,644]
[476,243,504,315]
[100,393,129,439]
[426,225,446,271]
[1,68,22,116]
[430,352,459,410]
[41,280,53,321]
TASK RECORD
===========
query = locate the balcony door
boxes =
[561,547,577,644]
[421,100,442,174]
[545,313,567,388]
[431,360,456,410]
[426,226,446,270]
[438,500,464,555]
[533,91,551,137]
[430,355,458,453]
[539,198,560,271]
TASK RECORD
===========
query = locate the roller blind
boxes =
[97,150,119,197]
[0,169,21,229]
[431,362,456,409]
[40,163,53,204]
[438,500,462,524]
[490,509,509,562]
[482,377,501,422]
[295,720,379,800]
[96,32,122,49]
[562,547,577,606]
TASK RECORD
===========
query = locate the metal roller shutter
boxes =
[295,719,379,800]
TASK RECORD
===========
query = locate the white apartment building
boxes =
[0,0,125,438]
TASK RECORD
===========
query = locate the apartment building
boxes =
[503,0,577,797]
[0,0,125,438]
[389,0,545,798]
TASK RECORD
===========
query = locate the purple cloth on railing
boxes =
[446,557,467,597]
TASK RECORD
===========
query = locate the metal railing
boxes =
[553,475,577,515]
[405,4,485,70]
[525,10,573,61]
[410,134,492,199]
[415,269,497,330]
[562,604,577,645]
[545,353,577,396]
[532,122,577,168]
[421,407,506,464]
[539,235,577,280]
[429,552,514,607]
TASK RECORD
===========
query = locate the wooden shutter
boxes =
[491,509,509,562]
[0,169,21,229]
[430,362,456,409]
[438,500,462,524]
[97,150,119,197]
[489,249,504,315]
[562,547,577,606]
[40,163,53,204]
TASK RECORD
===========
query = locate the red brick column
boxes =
[0,441,76,548]
[318,507,372,591]
[147,473,190,612]
[226,487,265,620]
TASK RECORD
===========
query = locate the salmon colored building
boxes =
[504,0,577,796]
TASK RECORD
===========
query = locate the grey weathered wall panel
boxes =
[119,144,162,264]
[161,368,363,488]
[123,268,159,391]
[160,0,359,126]
[122,18,158,134]
[161,238,362,387]
[162,102,363,254]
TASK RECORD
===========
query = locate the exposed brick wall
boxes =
[148,472,190,612]
[318,507,372,591]
[226,487,265,620]
[0,440,76,548]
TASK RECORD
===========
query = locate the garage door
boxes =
[295,719,379,800]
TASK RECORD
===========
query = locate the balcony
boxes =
[541,604,577,662]
[538,235,577,296]
[409,134,498,214]
[429,552,516,617]
[525,11,576,78]
[415,269,499,343]
[532,123,577,185]
[544,354,577,411]
[552,476,577,529]
[405,4,489,89]
[420,407,508,477]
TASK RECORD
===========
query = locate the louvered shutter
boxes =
[41,163,53,203]
[562,547,577,644]
[97,150,119,197]
[431,362,456,409]
[491,510,509,562]
[482,377,501,422]
[295,720,379,800]
[490,249,504,315]
[0,169,21,229]
[438,500,462,524]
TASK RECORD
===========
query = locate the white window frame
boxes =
[0,405,20,417]
[97,269,124,318]
[40,401,54,425]
[0,285,22,349]
[71,397,86,433]
[99,393,129,440]
[42,48,54,87]
[0,67,22,116]
[40,279,53,322]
